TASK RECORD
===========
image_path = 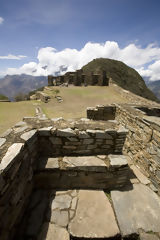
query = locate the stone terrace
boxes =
[0,105,160,240]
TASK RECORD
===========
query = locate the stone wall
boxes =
[85,104,160,194]
[116,105,160,194]
[0,119,128,240]
[0,129,38,240]
[87,105,116,121]
[48,70,109,86]
[38,126,127,157]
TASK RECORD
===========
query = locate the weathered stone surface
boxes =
[71,197,77,210]
[69,190,120,238]
[51,210,69,227]
[21,129,37,141]
[49,137,62,145]
[117,126,128,134]
[38,127,52,136]
[38,157,59,170]
[45,158,59,169]
[0,138,6,147]
[0,128,12,137]
[38,223,69,240]
[140,232,160,240]
[51,194,72,210]
[83,138,94,144]
[79,131,90,138]
[63,156,107,172]
[14,121,27,127]
[14,126,28,134]
[108,154,128,168]
[0,143,24,171]
[130,165,150,185]
[56,128,76,137]
[111,184,160,237]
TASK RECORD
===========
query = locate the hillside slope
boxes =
[146,80,160,100]
[82,58,158,102]
[0,74,47,100]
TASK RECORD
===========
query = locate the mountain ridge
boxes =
[82,58,158,102]
[0,58,158,102]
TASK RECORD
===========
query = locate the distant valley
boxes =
[0,74,47,100]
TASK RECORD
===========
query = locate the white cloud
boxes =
[0,17,4,24]
[137,60,160,81]
[0,54,27,60]
[2,41,160,81]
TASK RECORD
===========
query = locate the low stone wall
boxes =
[87,105,116,120]
[38,126,127,156]
[116,105,160,194]
[0,130,38,240]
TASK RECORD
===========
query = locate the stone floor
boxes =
[14,155,160,240]
[15,184,160,240]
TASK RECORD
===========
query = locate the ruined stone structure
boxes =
[0,105,160,240]
[48,69,109,86]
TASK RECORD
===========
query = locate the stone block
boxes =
[0,138,6,147]
[38,127,52,136]
[0,143,24,171]
[20,130,37,142]
[56,128,76,137]
[108,154,128,168]
[83,138,94,144]
[49,137,62,145]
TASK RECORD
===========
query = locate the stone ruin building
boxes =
[48,69,109,86]
[0,103,160,240]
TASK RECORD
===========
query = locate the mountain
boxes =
[146,80,160,100]
[0,74,47,100]
[82,58,158,102]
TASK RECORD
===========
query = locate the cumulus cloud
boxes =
[0,54,27,60]
[2,41,160,81]
[0,17,4,24]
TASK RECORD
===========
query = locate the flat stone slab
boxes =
[140,232,160,240]
[111,183,160,237]
[0,143,24,171]
[38,223,69,240]
[69,190,120,238]
[38,157,59,170]
[108,154,128,168]
[63,156,107,172]
[130,165,150,185]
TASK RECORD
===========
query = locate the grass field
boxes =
[0,85,129,134]
[0,101,35,134]
[41,85,126,119]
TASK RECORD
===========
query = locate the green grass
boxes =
[40,85,127,119]
[0,101,35,134]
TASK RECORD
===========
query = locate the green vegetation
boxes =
[82,58,158,102]
[0,94,9,101]
[105,191,112,202]
[0,101,35,134]
[40,85,126,119]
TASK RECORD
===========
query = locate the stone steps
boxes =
[34,155,131,190]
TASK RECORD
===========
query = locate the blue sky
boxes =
[1,0,160,80]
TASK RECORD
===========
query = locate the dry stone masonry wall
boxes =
[0,117,128,240]
[87,104,160,194]
[116,104,160,194]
